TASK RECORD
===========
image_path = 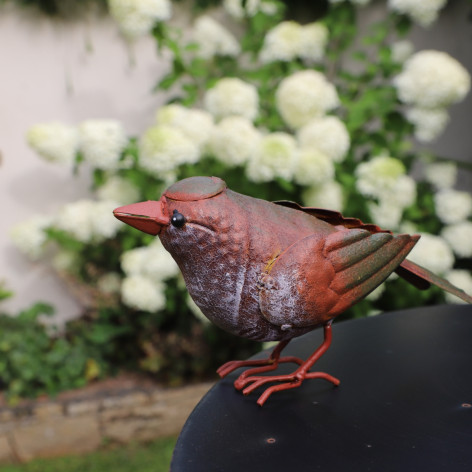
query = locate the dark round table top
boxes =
[171,305,472,472]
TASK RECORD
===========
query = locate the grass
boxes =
[0,436,177,472]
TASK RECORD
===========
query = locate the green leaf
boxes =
[93,168,106,188]
[156,71,181,91]
[18,302,55,322]
[188,58,207,78]
[87,323,132,344]
[45,228,85,252]
[0,283,13,302]
[352,51,367,62]
[394,15,412,37]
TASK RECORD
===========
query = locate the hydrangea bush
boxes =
[11,0,472,389]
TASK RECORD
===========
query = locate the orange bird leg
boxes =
[235,322,340,406]
[216,339,304,381]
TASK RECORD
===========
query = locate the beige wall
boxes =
[0,5,169,320]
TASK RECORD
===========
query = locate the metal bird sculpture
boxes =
[114,176,472,406]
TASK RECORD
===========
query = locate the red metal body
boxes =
[114,176,472,405]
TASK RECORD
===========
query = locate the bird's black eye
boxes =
[171,210,186,228]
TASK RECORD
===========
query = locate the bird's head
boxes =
[113,176,228,237]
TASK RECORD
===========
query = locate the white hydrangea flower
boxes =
[161,171,178,186]
[444,270,472,305]
[10,215,52,260]
[391,40,414,63]
[356,157,416,213]
[434,189,472,225]
[55,199,121,243]
[55,200,96,243]
[258,1,278,15]
[388,0,447,27]
[424,162,457,190]
[121,246,148,276]
[121,275,166,312]
[122,241,178,282]
[108,0,172,39]
[299,22,329,63]
[223,0,277,18]
[302,181,344,211]
[294,148,334,186]
[97,272,122,294]
[155,104,214,151]
[367,200,404,230]
[366,283,386,301]
[27,122,79,165]
[276,70,339,129]
[355,155,406,199]
[141,241,179,282]
[260,21,328,64]
[96,176,140,205]
[52,250,78,273]
[246,132,297,182]
[367,309,382,316]
[223,0,259,17]
[406,107,449,142]
[399,220,418,235]
[186,294,209,324]
[89,200,123,240]
[208,116,262,166]
[407,233,454,275]
[155,103,187,125]
[297,116,350,163]
[192,16,240,60]
[139,125,200,175]
[389,175,417,208]
[441,221,472,258]
[204,78,259,121]
[79,120,128,170]
[394,50,471,109]
[259,21,303,63]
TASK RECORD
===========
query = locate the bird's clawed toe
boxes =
[216,356,301,379]
[234,370,340,406]
[216,339,302,379]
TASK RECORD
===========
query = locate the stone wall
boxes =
[0,379,213,463]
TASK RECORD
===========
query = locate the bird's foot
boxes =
[236,370,340,406]
[224,323,338,406]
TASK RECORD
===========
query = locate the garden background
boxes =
[0,0,471,463]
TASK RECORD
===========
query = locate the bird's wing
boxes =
[323,229,419,316]
[273,200,390,234]
[274,201,472,304]
[259,228,418,329]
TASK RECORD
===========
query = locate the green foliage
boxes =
[0,282,14,303]
[0,303,109,402]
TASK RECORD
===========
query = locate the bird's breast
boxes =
[161,218,254,336]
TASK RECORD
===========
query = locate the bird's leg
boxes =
[216,339,304,380]
[235,322,340,406]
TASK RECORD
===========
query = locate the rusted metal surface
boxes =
[114,176,472,405]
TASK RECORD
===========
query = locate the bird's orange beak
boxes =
[113,198,170,235]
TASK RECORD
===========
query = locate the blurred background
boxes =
[0,0,471,468]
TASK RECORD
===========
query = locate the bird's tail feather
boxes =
[396,259,472,304]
